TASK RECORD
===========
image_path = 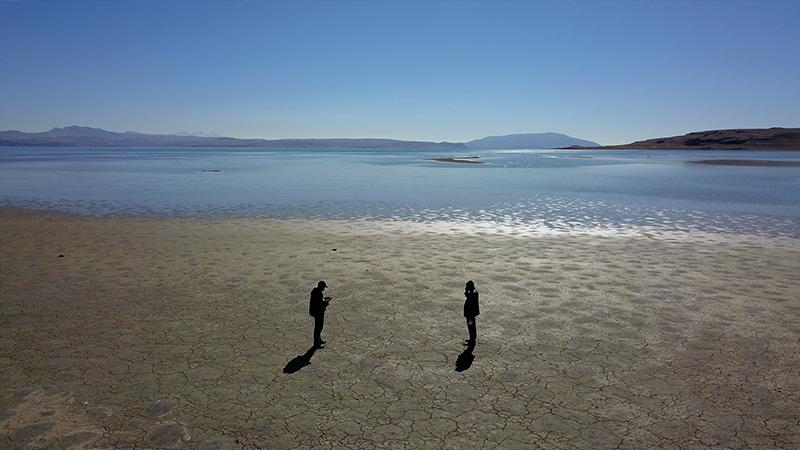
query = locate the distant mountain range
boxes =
[564,128,800,150]
[1,126,797,150]
[0,126,599,149]
[0,126,467,149]
[466,132,599,149]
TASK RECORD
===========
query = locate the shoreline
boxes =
[1,205,798,241]
[1,208,799,448]
[561,146,800,151]
[688,159,800,167]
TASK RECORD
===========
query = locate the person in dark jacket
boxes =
[309,281,331,348]
[463,280,480,344]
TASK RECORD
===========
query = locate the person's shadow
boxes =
[455,341,475,372]
[283,346,318,374]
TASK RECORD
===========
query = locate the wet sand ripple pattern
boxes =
[1,210,799,448]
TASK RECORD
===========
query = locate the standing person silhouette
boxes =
[463,280,480,345]
[309,281,331,348]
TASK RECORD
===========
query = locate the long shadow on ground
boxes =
[283,346,318,374]
[455,341,475,372]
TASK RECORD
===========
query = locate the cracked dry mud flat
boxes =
[1,210,799,449]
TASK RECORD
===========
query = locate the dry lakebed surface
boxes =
[1,209,799,449]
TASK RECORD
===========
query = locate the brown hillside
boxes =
[567,128,800,150]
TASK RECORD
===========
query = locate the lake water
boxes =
[1,147,799,237]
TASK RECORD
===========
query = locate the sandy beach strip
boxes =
[1,208,799,449]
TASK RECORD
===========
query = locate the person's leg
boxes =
[467,317,477,342]
[314,315,323,345]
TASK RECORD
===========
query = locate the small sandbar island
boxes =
[429,156,483,164]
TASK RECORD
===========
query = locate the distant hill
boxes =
[466,132,599,149]
[564,128,800,150]
[0,126,467,149]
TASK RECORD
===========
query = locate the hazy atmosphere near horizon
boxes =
[1,0,799,144]
[2,1,800,450]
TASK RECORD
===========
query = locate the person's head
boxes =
[465,280,475,291]
[317,280,327,291]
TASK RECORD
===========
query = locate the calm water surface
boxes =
[1,147,798,237]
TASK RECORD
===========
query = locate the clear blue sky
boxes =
[1,0,798,144]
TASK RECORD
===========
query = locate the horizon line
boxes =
[3,124,798,147]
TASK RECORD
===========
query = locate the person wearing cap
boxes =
[463,280,480,344]
[309,281,331,348]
